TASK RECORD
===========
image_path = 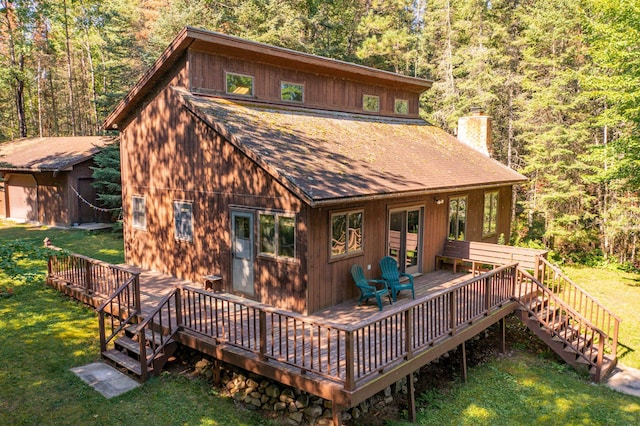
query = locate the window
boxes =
[363,94,380,112]
[259,212,296,259]
[331,210,363,258]
[132,196,146,230]
[174,201,193,242]
[281,82,304,102]
[394,99,409,114]
[483,191,499,237]
[226,72,253,96]
[449,196,467,240]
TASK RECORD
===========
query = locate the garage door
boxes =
[6,174,37,222]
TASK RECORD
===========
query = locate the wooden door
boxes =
[231,210,255,296]
[77,178,96,223]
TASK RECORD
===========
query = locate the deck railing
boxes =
[536,257,620,358]
[179,264,518,389]
[48,253,136,297]
[97,273,141,353]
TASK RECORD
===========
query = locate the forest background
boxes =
[1,0,639,267]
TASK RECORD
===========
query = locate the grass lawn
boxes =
[0,221,268,425]
[1,221,639,425]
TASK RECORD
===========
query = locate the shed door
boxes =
[77,178,96,223]
[7,174,37,222]
[231,210,255,296]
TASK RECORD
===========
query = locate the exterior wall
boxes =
[34,172,69,226]
[4,173,38,222]
[121,58,307,313]
[189,50,421,118]
[306,185,513,313]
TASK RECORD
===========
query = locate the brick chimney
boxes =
[457,107,493,157]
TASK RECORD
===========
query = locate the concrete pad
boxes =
[71,362,140,398]
[606,364,640,398]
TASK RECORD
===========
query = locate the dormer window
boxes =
[394,99,409,115]
[281,82,304,102]
[226,72,254,96]
[363,94,380,112]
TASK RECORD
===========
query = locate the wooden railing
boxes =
[134,288,182,381]
[97,273,141,353]
[516,268,609,381]
[536,257,620,359]
[179,264,518,389]
[48,253,136,297]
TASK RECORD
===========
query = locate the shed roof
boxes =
[0,136,115,172]
[175,87,526,206]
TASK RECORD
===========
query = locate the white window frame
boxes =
[225,72,254,97]
[258,211,296,260]
[280,81,304,103]
[132,195,146,230]
[174,200,194,242]
[330,209,364,259]
[483,191,499,237]
[363,94,380,112]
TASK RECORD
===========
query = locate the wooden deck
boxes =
[47,257,523,409]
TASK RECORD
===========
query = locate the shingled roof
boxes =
[0,136,115,172]
[175,87,526,206]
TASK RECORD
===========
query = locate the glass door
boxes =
[388,207,422,275]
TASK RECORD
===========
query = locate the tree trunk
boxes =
[2,1,28,137]
[63,0,77,136]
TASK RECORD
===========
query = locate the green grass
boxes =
[0,221,268,425]
[564,265,640,369]
[409,354,640,425]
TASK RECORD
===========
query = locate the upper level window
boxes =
[132,195,146,230]
[394,99,409,114]
[449,196,467,241]
[259,212,296,259]
[331,210,363,258]
[281,82,304,102]
[174,201,193,242]
[363,95,380,112]
[483,191,499,237]
[226,72,253,96]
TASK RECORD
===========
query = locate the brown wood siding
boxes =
[122,69,307,313]
[188,50,420,118]
[34,172,69,226]
[306,186,514,313]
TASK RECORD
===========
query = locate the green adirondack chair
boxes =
[351,264,392,311]
[379,256,415,302]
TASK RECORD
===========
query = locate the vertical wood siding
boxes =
[188,50,420,118]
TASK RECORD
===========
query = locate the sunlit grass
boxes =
[0,222,269,425]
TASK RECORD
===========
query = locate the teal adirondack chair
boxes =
[351,264,392,311]
[379,256,415,302]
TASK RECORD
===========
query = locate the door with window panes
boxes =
[387,207,422,274]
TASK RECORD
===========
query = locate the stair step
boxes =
[526,296,548,312]
[102,349,152,377]
[563,335,593,353]
[125,325,174,347]
[115,336,154,360]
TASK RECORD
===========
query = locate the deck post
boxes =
[460,341,467,383]
[259,310,267,361]
[85,260,92,294]
[407,372,416,422]
[133,272,141,313]
[449,291,457,335]
[405,308,413,359]
[484,275,491,315]
[345,330,355,391]
[500,317,506,354]
[332,402,343,426]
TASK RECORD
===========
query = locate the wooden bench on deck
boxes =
[436,240,548,275]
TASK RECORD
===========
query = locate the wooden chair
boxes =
[379,256,415,302]
[350,264,392,311]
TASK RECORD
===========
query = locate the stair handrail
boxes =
[97,273,141,353]
[517,267,609,378]
[537,257,620,358]
[538,257,622,322]
[133,288,181,380]
[517,268,607,337]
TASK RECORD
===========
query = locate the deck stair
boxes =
[515,264,619,382]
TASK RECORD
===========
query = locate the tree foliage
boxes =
[1,0,639,265]
[91,141,121,211]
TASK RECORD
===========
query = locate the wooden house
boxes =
[104,27,526,315]
[46,28,619,423]
[0,136,114,226]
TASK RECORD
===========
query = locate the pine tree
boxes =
[91,142,121,212]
